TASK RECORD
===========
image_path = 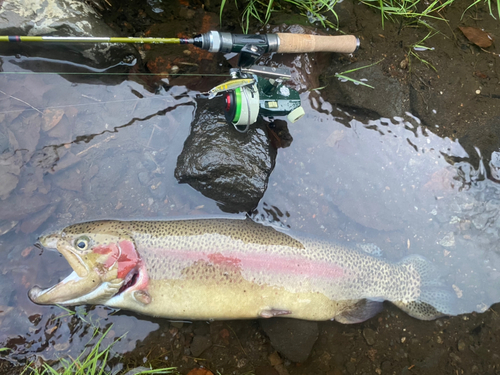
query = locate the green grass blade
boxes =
[338,59,384,75]
[220,0,226,24]
[335,74,375,88]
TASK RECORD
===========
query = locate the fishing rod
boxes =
[1,31,360,132]
[1,31,359,54]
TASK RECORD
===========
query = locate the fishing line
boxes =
[0,93,194,115]
[0,71,229,77]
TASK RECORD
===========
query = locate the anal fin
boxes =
[334,300,383,324]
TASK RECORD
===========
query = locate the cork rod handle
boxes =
[276,33,359,54]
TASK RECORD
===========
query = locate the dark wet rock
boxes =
[0,194,49,221]
[0,0,138,69]
[141,157,158,172]
[345,361,356,375]
[259,319,319,363]
[0,220,18,236]
[31,145,67,172]
[190,335,212,357]
[175,102,276,213]
[193,321,210,336]
[380,361,392,371]
[327,61,410,119]
[9,111,41,162]
[362,328,376,346]
[20,202,57,233]
[0,161,20,200]
[149,177,168,200]
[138,171,151,185]
[41,108,64,132]
[47,114,72,142]
[53,167,83,192]
[0,126,22,200]
[267,120,293,149]
[449,352,462,364]
[49,151,81,174]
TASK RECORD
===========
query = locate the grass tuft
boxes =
[20,326,177,375]
[220,0,342,33]
[220,0,500,32]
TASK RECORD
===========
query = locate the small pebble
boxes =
[457,339,466,351]
[362,328,376,346]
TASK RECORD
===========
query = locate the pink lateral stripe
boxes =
[151,248,345,278]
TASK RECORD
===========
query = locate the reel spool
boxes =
[224,84,260,133]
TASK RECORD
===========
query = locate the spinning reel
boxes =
[208,42,304,133]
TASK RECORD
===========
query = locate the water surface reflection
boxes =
[0,54,499,367]
[255,92,500,316]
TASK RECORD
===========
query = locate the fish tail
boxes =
[393,254,458,320]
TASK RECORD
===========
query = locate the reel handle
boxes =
[276,33,359,54]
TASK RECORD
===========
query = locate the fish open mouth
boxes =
[29,233,149,306]
[30,266,143,306]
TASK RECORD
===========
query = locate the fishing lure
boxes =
[207,78,255,99]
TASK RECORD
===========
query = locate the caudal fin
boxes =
[393,255,458,320]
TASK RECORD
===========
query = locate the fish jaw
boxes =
[29,270,122,305]
[29,228,147,306]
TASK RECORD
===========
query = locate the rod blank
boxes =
[0,36,185,44]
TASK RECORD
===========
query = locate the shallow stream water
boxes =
[2,0,500,374]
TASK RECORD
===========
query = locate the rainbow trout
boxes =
[29,219,455,322]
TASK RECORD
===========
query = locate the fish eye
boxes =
[74,236,90,251]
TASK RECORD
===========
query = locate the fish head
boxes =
[29,221,147,307]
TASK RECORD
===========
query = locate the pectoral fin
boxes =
[259,309,292,318]
[133,290,152,305]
